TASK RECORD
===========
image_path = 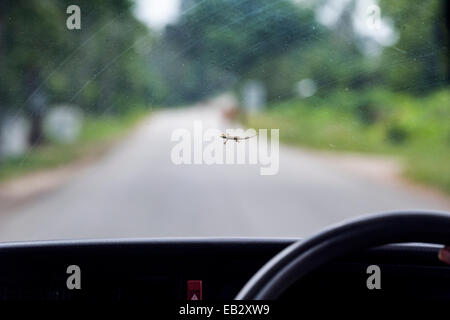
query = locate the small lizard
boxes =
[220,133,257,144]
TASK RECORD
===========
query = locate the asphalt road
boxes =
[0,106,449,242]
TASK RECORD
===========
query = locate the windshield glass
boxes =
[0,0,448,242]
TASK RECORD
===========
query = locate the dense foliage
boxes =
[0,0,163,141]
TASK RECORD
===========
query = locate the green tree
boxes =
[163,0,317,103]
[0,0,164,146]
[378,0,448,92]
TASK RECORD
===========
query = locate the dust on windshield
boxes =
[0,0,448,242]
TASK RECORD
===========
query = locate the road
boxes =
[0,104,449,242]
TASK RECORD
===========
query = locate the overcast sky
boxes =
[134,0,180,30]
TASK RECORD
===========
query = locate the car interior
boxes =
[1,211,449,305]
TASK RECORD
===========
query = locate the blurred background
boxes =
[0,0,448,241]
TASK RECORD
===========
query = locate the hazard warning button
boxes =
[187,280,202,300]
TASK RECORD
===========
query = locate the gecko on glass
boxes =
[220,133,257,144]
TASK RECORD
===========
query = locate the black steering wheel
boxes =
[235,211,450,300]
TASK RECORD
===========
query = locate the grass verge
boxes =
[247,89,450,194]
[0,109,150,182]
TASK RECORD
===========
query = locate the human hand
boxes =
[438,247,450,265]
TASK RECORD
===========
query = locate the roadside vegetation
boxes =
[248,89,450,193]
[0,0,158,182]
[0,109,149,182]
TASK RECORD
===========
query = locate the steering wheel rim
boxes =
[235,210,450,300]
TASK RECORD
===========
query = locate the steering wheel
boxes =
[235,211,450,300]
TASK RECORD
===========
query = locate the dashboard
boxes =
[0,238,449,304]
